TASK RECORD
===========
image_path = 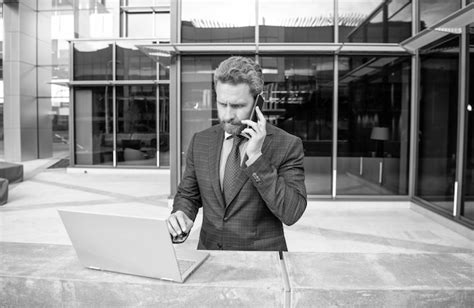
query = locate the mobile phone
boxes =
[248,94,264,124]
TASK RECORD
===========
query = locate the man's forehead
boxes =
[216,81,252,93]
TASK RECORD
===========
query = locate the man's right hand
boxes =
[167,210,194,239]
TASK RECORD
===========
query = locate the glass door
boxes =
[461,26,474,222]
[116,85,157,167]
[416,36,460,213]
[337,55,411,195]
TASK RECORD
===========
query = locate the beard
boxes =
[222,121,245,135]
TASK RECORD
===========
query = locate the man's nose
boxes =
[222,106,235,122]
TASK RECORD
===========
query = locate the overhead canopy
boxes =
[402,3,474,52]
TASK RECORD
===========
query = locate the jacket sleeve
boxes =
[171,134,202,221]
[242,136,307,226]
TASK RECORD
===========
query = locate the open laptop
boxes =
[58,210,209,283]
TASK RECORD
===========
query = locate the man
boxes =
[167,56,307,251]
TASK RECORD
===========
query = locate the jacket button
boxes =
[252,172,261,182]
[217,243,223,249]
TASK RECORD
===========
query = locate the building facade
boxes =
[0,0,473,228]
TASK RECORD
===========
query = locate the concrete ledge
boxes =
[291,289,473,307]
[410,202,474,241]
[67,167,170,175]
[0,242,284,307]
[284,252,474,307]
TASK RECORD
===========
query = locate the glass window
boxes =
[75,2,119,38]
[337,55,411,195]
[49,10,74,158]
[125,12,170,38]
[339,0,412,43]
[39,1,73,11]
[158,56,170,80]
[155,12,170,39]
[122,0,171,6]
[0,40,3,159]
[158,84,170,166]
[260,56,334,195]
[416,35,460,212]
[74,87,113,166]
[116,85,157,166]
[116,41,157,80]
[420,0,461,31]
[126,13,155,37]
[259,0,334,43]
[462,26,474,221]
[73,42,113,81]
[51,83,70,156]
[180,55,228,168]
[181,0,255,43]
[52,39,71,79]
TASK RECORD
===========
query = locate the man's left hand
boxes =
[241,106,266,160]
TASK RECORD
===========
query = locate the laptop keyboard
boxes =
[177,259,195,274]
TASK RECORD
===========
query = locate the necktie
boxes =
[223,135,244,205]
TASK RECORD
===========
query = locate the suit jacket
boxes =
[172,123,307,251]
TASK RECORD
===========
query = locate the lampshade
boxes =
[370,127,389,141]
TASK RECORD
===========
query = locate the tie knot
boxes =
[227,134,243,142]
[231,135,244,146]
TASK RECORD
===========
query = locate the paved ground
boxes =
[1,157,472,253]
[0,157,473,307]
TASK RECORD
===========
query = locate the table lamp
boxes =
[370,127,389,157]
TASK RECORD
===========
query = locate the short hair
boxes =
[214,56,264,97]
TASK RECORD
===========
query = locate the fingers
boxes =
[167,211,193,238]
[177,211,193,233]
[242,107,266,129]
[241,127,257,139]
[255,106,265,123]
[176,213,188,233]
[167,214,181,237]
[241,119,257,130]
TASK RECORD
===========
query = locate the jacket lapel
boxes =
[209,127,226,208]
[224,127,274,209]
[224,163,248,208]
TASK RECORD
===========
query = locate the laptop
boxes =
[58,210,209,283]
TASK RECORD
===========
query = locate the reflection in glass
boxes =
[180,55,228,169]
[74,2,118,38]
[73,42,113,80]
[0,40,3,159]
[259,0,334,43]
[337,56,411,195]
[122,0,171,5]
[116,41,156,80]
[420,0,460,31]
[124,11,170,39]
[51,84,70,156]
[158,56,170,80]
[158,85,170,166]
[462,28,474,221]
[339,0,412,43]
[74,87,113,165]
[260,56,333,195]
[116,85,157,166]
[181,0,255,43]
[417,36,459,212]
[126,13,154,37]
